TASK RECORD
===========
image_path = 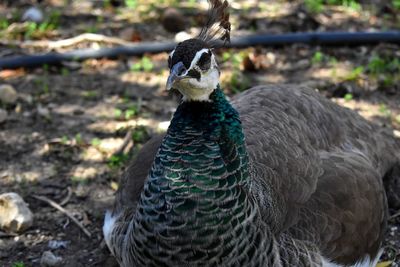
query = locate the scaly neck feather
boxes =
[129,86,265,265]
[113,86,324,266]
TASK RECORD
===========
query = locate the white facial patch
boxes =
[169,49,175,60]
[176,50,220,101]
[189,48,210,70]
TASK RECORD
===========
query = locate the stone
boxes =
[48,240,70,250]
[0,109,7,124]
[0,84,18,104]
[0,193,33,233]
[22,7,44,23]
[162,8,186,33]
[40,251,62,267]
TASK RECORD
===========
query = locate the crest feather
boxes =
[198,0,231,46]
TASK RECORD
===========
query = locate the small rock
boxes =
[48,240,70,250]
[175,31,192,42]
[40,251,62,267]
[37,105,51,119]
[0,193,33,233]
[0,109,7,124]
[162,8,186,33]
[0,84,18,104]
[22,7,44,23]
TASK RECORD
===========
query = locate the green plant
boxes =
[125,105,139,120]
[61,67,70,76]
[379,103,391,118]
[311,51,324,64]
[24,22,38,39]
[328,57,338,66]
[61,135,69,145]
[222,51,232,62]
[388,58,400,71]
[305,0,324,13]
[367,56,386,75]
[114,108,123,118]
[131,56,154,72]
[393,0,400,9]
[0,18,9,30]
[34,75,49,95]
[23,10,60,39]
[81,90,98,99]
[107,153,130,168]
[91,138,101,146]
[344,93,353,101]
[221,51,245,69]
[85,25,98,33]
[71,176,90,185]
[114,105,139,121]
[12,262,25,267]
[344,66,364,81]
[125,0,138,8]
[132,126,149,143]
[326,0,361,10]
[75,133,84,145]
[366,56,400,88]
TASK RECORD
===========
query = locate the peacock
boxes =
[103,1,400,266]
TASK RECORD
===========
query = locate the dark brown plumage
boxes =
[111,84,399,266]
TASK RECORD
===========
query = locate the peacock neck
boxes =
[130,86,267,265]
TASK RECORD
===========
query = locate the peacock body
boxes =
[104,1,400,266]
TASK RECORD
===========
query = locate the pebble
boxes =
[22,7,44,23]
[40,251,62,267]
[162,8,186,33]
[48,240,70,250]
[0,193,33,233]
[0,84,18,104]
[175,31,192,42]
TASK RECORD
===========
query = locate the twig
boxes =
[32,194,91,238]
[113,129,133,156]
[59,187,72,206]
[0,33,132,50]
[389,210,400,220]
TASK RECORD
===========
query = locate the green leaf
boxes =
[344,93,353,101]
[91,138,101,146]
[312,51,324,64]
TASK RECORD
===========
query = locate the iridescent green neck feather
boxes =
[126,87,267,266]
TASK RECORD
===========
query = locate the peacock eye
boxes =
[197,51,211,71]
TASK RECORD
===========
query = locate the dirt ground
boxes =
[0,0,399,266]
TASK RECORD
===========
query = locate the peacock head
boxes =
[166,39,219,101]
[166,0,230,101]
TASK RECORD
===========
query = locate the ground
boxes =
[0,0,399,266]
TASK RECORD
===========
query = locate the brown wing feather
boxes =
[112,133,165,215]
[232,84,398,263]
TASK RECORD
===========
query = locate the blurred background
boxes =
[0,0,399,266]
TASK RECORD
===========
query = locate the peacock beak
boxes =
[166,62,187,90]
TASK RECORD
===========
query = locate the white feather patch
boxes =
[322,249,383,267]
[178,52,219,101]
[103,211,117,251]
